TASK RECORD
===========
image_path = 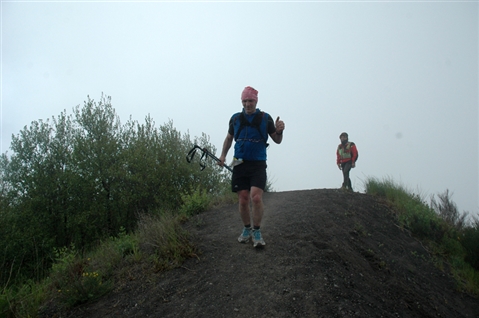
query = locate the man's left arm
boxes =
[269,116,285,144]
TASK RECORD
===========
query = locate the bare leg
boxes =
[237,189,251,226]
[250,186,264,227]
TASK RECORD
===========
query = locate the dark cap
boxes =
[339,132,348,138]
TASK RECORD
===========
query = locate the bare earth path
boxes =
[65,189,479,318]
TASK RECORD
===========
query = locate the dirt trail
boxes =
[64,189,479,318]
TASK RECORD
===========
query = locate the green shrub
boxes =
[440,236,466,258]
[400,209,431,238]
[0,279,50,318]
[136,212,197,271]
[461,224,479,271]
[111,226,138,257]
[180,186,211,216]
[50,245,112,308]
[54,269,111,308]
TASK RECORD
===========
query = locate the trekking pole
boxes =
[186,145,233,173]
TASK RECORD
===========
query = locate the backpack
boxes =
[234,111,269,147]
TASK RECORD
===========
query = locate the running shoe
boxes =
[252,229,266,247]
[238,227,252,243]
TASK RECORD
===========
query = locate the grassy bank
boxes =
[364,176,479,296]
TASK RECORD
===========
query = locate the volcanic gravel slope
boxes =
[61,189,479,318]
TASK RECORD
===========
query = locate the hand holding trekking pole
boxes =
[205,148,233,172]
[217,154,227,168]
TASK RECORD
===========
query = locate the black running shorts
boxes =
[231,161,267,192]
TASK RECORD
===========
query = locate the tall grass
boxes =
[365,176,479,296]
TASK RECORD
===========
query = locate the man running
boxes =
[218,86,285,247]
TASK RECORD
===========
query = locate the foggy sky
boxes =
[2,1,478,216]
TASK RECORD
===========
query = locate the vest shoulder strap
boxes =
[234,111,266,141]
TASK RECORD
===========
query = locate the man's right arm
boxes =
[336,147,342,169]
[219,133,233,166]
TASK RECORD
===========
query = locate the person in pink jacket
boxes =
[336,132,358,191]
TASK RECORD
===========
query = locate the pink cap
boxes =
[241,86,258,101]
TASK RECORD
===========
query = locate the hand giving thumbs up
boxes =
[275,116,285,135]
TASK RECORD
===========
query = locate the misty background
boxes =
[2,1,478,216]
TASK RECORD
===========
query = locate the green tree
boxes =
[1,114,75,282]
[0,94,230,287]
[72,95,124,241]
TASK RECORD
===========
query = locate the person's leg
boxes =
[233,163,254,243]
[342,161,352,189]
[341,164,347,188]
[237,189,253,243]
[237,189,251,226]
[250,186,264,228]
[250,186,266,247]
[249,163,267,247]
